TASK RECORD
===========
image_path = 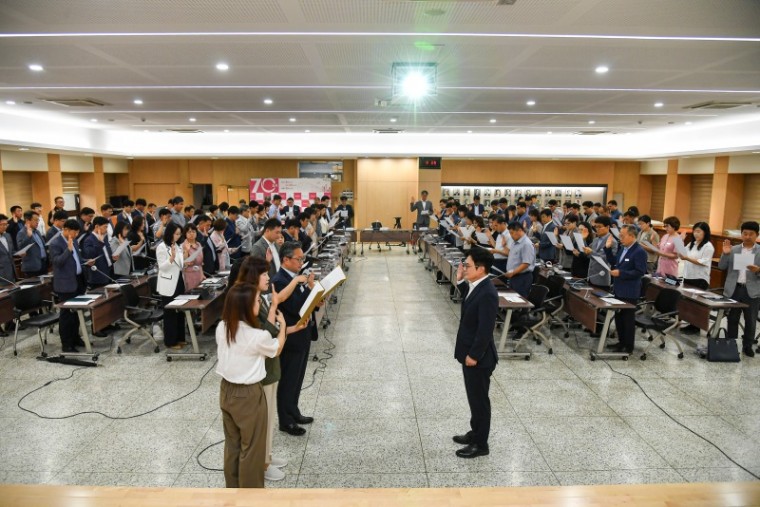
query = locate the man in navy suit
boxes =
[16,210,49,277]
[468,195,485,217]
[453,248,499,458]
[281,197,300,220]
[83,216,116,288]
[605,224,648,354]
[50,220,93,352]
[272,241,317,436]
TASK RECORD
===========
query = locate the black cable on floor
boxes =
[602,359,760,481]
[17,359,218,420]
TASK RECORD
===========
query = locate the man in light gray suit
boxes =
[0,214,15,284]
[719,220,760,357]
[250,218,283,281]
[410,190,434,229]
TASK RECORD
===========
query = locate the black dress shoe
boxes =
[743,346,755,358]
[293,415,314,425]
[605,341,621,349]
[611,343,628,353]
[279,423,306,436]
[93,330,108,338]
[455,444,489,459]
[62,346,80,353]
[75,338,86,347]
[452,433,473,445]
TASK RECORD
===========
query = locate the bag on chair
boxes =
[707,328,741,362]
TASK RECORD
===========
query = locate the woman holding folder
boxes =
[182,223,205,291]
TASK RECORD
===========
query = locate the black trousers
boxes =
[462,364,494,447]
[277,343,310,426]
[727,284,760,348]
[614,298,638,353]
[161,276,186,346]
[510,271,532,298]
[683,278,709,290]
[56,275,85,349]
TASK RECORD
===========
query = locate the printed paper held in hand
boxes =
[338,210,349,218]
[475,232,489,244]
[610,227,620,240]
[640,240,661,254]
[45,231,62,246]
[328,214,340,229]
[112,240,131,258]
[297,281,325,327]
[734,252,755,271]
[184,246,202,264]
[13,244,34,257]
[560,234,576,251]
[671,235,688,256]
[320,266,347,298]
[573,232,585,250]
[591,255,612,272]
[546,232,559,246]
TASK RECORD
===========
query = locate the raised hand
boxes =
[723,239,732,255]
[605,235,614,249]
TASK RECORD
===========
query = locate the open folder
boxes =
[297,281,325,327]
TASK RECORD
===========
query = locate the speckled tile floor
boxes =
[1,249,759,488]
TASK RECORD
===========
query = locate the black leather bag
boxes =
[707,329,741,362]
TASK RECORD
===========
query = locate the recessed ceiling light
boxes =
[263,98,273,105]
[133,99,143,105]
[216,62,229,71]
[143,129,149,132]
[588,120,596,124]
[595,65,609,74]
[467,130,473,134]
[289,117,296,122]
[90,118,98,122]
[28,64,44,72]
[189,117,196,122]
[489,119,496,123]
[5,100,15,105]
[654,102,664,108]
[526,100,536,106]
[685,121,692,125]
[18,147,29,151]
[390,118,397,123]
[224,129,230,133]
[305,129,311,133]
[547,131,553,135]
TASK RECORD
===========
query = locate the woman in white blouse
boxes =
[156,222,186,349]
[679,222,714,334]
[216,282,286,488]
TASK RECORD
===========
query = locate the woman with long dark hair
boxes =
[216,282,286,488]
[156,221,186,348]
[680,222,714,290]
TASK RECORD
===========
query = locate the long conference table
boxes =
[345,228,430,255]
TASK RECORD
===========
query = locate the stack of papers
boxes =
[601,297,626,305]
[176,294,200,300]
[166,299,189,307]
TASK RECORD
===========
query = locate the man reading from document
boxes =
[452,248,499,458]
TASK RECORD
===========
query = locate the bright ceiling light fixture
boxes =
[526,100,536,106]
[595,65,609,74]
[5,100,15,105]
[392,62,437,101]
[216,62,229,71]
[654,102,664,107]
[263,98,273,105]
[133,99,143,105]
[28,63,44,71]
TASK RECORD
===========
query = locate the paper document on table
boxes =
[591,255,612,272]
[546,232,558,246]
[166,299,189,307]
[176,294,200,300]
[734,252,755,271]
[560,235,576,251]
[601,297,625,305]
[13,244,33,257]
[672,235,688,256]
[184,247,202,264]
[572,232,585,250]
[320,266,347,297]
[297,281,325,326]
[504,295,525,303]
[475,232,489,244]
[112,240,131,257]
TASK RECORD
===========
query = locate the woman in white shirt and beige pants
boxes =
[216,282,287,488]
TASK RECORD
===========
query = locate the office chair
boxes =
[544,274,569,338]
[510,284,552,354]
[635,287,682,360]
[118,284,162,354]
[11,287,59,357]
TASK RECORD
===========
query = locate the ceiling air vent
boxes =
[684,100,752,110]
[373,128,404,134]
[167,129,205,133]
[42,98,110,107]
[573,130,611,136]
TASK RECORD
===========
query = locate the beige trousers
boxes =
[220,378,268,488]
[262,381,278,466]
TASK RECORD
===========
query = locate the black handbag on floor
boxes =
[707,329,741,362]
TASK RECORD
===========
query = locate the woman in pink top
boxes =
[182,223,205,291]
[651,216,681,277]
[211,218,231,271]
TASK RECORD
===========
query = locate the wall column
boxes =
[709,156,743,234]
[31,154,64,219]
[80,157,106,210]
[663,159,691,221]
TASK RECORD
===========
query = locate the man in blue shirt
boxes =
[608,200,623,221]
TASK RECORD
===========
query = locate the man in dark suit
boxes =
[0,214,15,285]
[16,210,49,277]
[82,216,116,288]
[195,215,218,276]
[46,210,67,244]
[272,241,318,436]
[453,248,499,458]
[282,197,300,220]
[7,206,23,251]
[536,209,557,263]
[76,207,96,244]
[468,195,485,217]
[250,218,283,282]
[334,195,354,228]
[605,224,648,354]
[410,190,434,228]
[50,219,91,352]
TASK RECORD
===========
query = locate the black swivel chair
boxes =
[11,287,59,357]
[510,284,552,355]
[544,274,569,338]
[635,287,682,360]
[118,284,163,354]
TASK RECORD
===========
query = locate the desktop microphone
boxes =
[0,274,20,289]
[88,263,123,285]
[569,271,606,289]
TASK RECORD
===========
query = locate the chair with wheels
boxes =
[510,284,552,355]
[118,284,163,354]
[11,286,59,357]
[635,287,682,360]
[544,274,569,338]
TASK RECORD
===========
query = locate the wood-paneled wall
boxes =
[356,158,419,229]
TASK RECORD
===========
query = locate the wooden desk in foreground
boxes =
[2,482,759,507]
